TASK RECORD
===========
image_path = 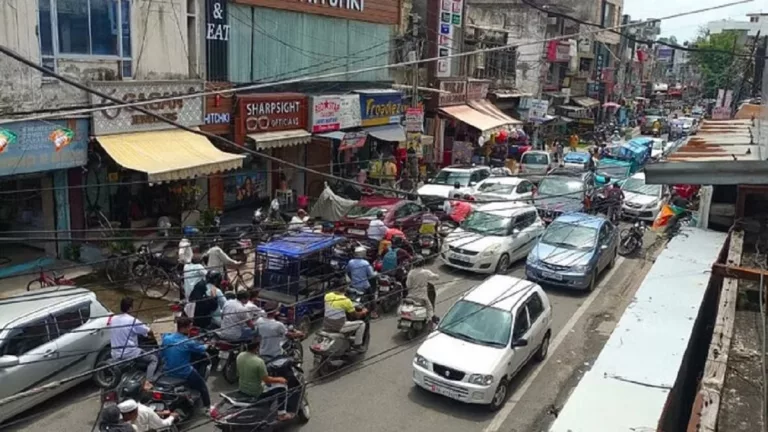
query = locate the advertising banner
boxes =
[357,91,404,127]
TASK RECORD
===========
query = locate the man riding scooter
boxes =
[346,246,378,318]
[323,283,369,352]
[405,257,440,326]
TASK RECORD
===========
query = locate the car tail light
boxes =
[189,327,200,337]
[152,392,163,400]
[210,408,220,419]
[102,391,117,402]
[170,303,182,312]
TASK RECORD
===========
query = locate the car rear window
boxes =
[346,205,386,218]
[522,153,549,165]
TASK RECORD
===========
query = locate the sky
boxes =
[624,0,763,42]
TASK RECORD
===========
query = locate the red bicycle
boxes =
[27,266,75,291]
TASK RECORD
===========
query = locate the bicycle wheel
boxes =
[235,272,255,291]
[27,279,44,291]
[141,267,172,299]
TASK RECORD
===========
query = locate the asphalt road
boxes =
[11,224,661,432]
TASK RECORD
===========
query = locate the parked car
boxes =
[336,196,428,238]
[562,151,592,171]
[621,173,667,221]
[519,150,555,183]
[535,170,597,224]
[0,287,112,423]
[679,117,696,135]
[471,177,535,203]
[417,165,492,200]
[441,202,544,274]
[525,213,619,291]
[412,275,552,411]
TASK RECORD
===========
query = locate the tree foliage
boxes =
[689,30,746,98]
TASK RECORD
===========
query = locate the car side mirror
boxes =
[0,355,20,369]
[513,338,528,347]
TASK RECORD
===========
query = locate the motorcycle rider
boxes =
[108,296,159,382]
[605,182,625,221]
[448,193,473,224]
[117,398,178,432]
[346,246,377,317]
[246,289,266,320]
[160,317,211,415]
[382,236,413,280]
[203,238,242,283]
[323,283,368,351]
[255,303,304,360]
[98,405,134,432]
[366,210,388,242]
[217,290,256,342]
[289,209,310,230]
[188,270,227,330]
[443,183,462,214]
[406,257,440,325]
[236,335,293,421]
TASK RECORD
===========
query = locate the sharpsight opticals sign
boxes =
[238,94,308,133]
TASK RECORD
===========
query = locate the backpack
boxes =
[190,280,218,323]
[382,248,398,271]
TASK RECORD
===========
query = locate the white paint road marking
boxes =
[483,257,627,432]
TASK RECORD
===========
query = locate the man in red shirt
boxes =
[449,195,473,224]
[384,221,406,241]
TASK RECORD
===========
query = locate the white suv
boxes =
[417,165,492,200]
[412,275,552,411]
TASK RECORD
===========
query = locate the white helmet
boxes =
[354,246,367,258]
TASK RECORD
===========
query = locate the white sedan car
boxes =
[650,138,668,160]
[621,172,667,221]
[471,177,535,203]
[413,275,552,411]
[440,202,544,274]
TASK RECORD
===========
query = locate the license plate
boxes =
[542,271,563,281]
[348,229,366,236]
[150,403,165,411]
[430,384,462,399]
[422,249,431,255]
[398,321,412,329]
[452,254,470,263]
[219,351,230,360]
[330,259,339,267]
[379,284,390,292]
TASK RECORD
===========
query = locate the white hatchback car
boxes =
[441,202,544,274]
[413,275,552,411]
[0,287,111,424]
[621,172,667,221]
[471,177,536,203]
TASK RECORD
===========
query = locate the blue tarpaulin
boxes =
[257,232,344,259]
[564,152,590,163]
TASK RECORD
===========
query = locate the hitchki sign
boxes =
[89,80,205,135]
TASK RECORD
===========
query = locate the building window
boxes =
[750,16,758,23]
[603,2,616,27]
[38,0,132,76]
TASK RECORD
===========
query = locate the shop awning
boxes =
[573,97,600,108]
[315,131,346,140]
[439,105,509,134]
[247,130,312,150]
[559,105,586,112]
[96,129,245,183]
[366,125,405,142]
[468,99,522,125]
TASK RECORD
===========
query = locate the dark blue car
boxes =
[525,213,619,291]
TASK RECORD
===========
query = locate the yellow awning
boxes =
[439,104,508,133]
[247,130,312,150]
[96,129,245,183]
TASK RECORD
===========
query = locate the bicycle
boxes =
[223,267,255,292]
[27,266,75,291]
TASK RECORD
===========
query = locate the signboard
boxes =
[89,80,205,135]
[231,0,399,25]
[357,91,404,127]
[716,89,725,107]
[723,90,733,109]
[309,96,342,133]
[437,79,467,107]
[528,99,549,122]
[435,0,463,77]
[338,94,361,129]
[466,80,489,101]
[405,107,424,132]
[205,0,230,81]
[657,47,673,62]
[0,119,88,176]
[406,132,422,157]
[339,131,368,150]
[546,41,571,62]
[712,106,731,120]
[238,93,308,134]
[201,82,234,135]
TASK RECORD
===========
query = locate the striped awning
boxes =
[468,99,522,125]
[247,130,312,150]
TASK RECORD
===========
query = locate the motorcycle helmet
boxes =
[376,210,386,220]
[206,270,223,287]
[354,246,367,258]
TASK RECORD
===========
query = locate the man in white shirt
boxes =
[109,297,158,381]
[118,398,177,432]
[256,305,303,359]
[406,259,440,322]
[217,290,255,341]
[366,210,388,241]
[182,255,207,301]
[288,209,309,230]
[245,289,266,320]
[203,239,242,280]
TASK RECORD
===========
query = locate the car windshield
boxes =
[432,170,471,186]
[522,153,549,165]
[461,211,512,236]
[596,162,630,179]
[622,178,661,196]
[439,300,512,347]
[541,221,598,250]
[538,177,584,198]
[346,205,386,218]
[477,181,516,195]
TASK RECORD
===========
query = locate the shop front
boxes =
[570,96,600,133]
[432,79,521,167]
[234,93,310,210]
[88,80,245,230]
[0,118,88,262]
[309,94,363,196]
[200,82,238,211]
[355,90,406,183]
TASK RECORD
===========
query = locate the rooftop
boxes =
[462,275,537,311]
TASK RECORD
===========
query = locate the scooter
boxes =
[396,283,437,340]
[309,291,370,377]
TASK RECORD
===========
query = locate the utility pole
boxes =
[410,13,420,108]
[732,31,760,114]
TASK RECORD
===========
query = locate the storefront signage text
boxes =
[309,96,342,133]
[358,92,403,127]
[206,0,230,40]
[339,131,368,150]
[0,119,88,176]
[89,81,205,135]
[239,95,308,133]
[301,0,364,11]
[205,112,231,125]
[435,0,463,78]
[438,80,466,107]
[206,0,229,81]
[231,0,399,25]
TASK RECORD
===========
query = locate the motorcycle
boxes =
[94,334,159,389]
[309,290,371,377]
[417,233,440,258]
[210,356,310,431]
[214,324,304,384]
[619,221,646,256]
[377,274,403,314]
